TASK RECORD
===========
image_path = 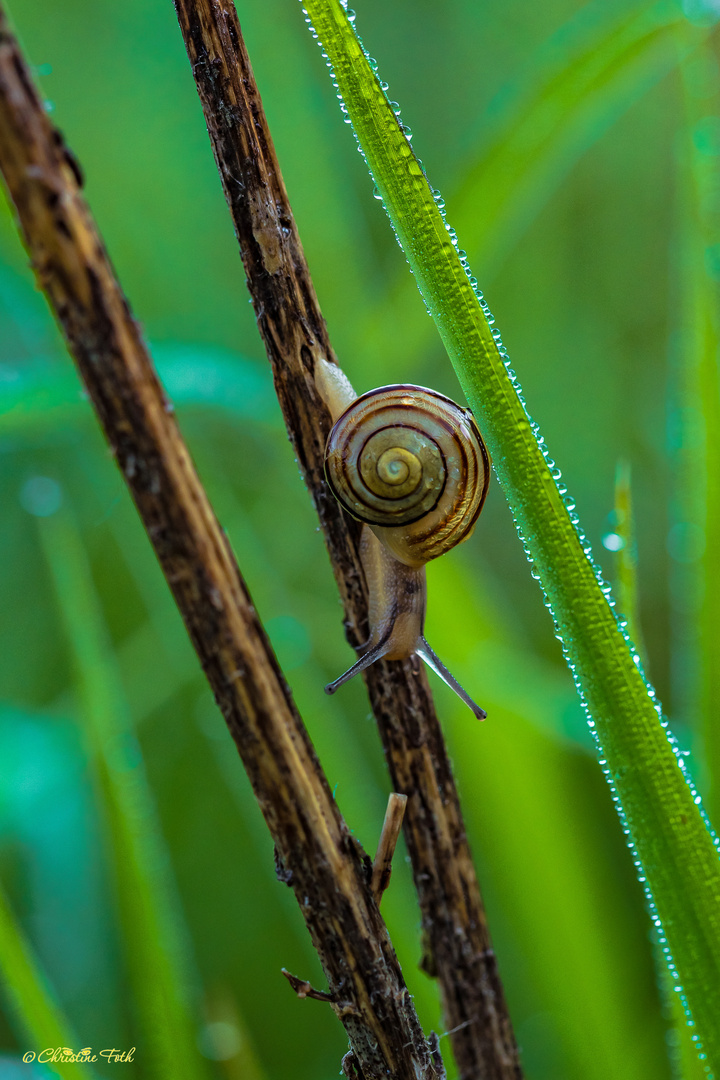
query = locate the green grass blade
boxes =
[300,0,720,1068]
[36,504,207,1080]
[0,879,94,1080]
[361,0,692,365]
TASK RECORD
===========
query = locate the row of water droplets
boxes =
[299,3,719,1065]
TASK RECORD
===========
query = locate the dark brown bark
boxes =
[170,1,523,1077]
[0,9,441,1078]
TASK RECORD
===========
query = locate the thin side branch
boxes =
[282,969,335,1003]
[0,10,441,1078]
[171,1,522,1075]
[371,793,407,902]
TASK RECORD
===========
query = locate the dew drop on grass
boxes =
[603,531,624,551]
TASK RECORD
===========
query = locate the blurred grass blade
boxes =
[200,988,268,1080]
[674,36,720,829]
[603,466,706,1079]
[0,345,278,439]
[451,0,686,277]
[362,0,696,366]
[0,879,94,1080]
[607,460,646,660]
[300,0,720,1068]
[36,505,206,1080]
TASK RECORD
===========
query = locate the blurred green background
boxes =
[0,0,717,1077]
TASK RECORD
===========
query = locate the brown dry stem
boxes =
[170,1,523,1076]
[0,8,443,1078]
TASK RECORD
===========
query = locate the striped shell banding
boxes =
[324,385,490,567]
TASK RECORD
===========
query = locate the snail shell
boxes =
[324,385,490,568]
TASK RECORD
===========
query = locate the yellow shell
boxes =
[324,385,490,568]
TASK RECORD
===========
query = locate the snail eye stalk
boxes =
[415,639,486,721]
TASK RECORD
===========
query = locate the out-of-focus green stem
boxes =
[606,466,706,1079]
[675,36,720,830]
[0,880,93,1079]
[610,460,645,660]
[300,0,720,1067]
[37,507,206,1080]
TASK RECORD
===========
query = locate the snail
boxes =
[316,358,490,720]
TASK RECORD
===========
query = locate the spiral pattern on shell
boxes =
[324,385,490,567]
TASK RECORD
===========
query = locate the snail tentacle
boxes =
[325,630,487,721]
[415,639,487,721]
[325,637,486,721]
[324,636,395,695]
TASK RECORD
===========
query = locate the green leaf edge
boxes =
[300,0,720,1069]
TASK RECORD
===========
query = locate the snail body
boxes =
[316,358,489,720]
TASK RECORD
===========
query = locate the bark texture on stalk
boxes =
[171,1,522,1076]
[0,9,442,1078]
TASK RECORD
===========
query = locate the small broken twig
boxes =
[371,793,407,902]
